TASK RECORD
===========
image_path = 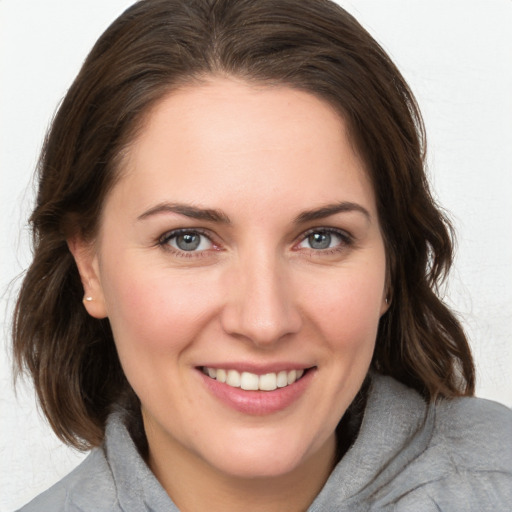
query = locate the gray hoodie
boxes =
[18,374,512,511]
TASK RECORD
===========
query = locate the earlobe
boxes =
[380,267,393,316]
[380,290,392,316]
[67,237,108,319]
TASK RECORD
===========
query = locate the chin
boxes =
[199,429,331,480]
[211,453,307,480]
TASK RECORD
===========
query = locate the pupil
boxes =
[177,233,200,251]
[309,232,331,249]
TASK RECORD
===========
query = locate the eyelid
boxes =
[294,226,354,251]
[156,226,354,257]
[159,227,209,243]
[158,228,218,255]
[300,226,352,240]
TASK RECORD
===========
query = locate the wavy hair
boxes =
[13,0,474,449]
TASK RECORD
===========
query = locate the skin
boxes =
[71,78,389,512]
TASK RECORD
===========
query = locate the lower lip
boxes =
[199,369,315,415]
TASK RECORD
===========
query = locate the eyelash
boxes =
[158,228,217,258]
[296,227,354,255]
[157,227,354,257]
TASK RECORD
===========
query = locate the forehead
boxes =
[107,78,376,221]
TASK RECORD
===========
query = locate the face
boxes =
[74,78,388,482]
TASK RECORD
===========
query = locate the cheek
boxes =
[303,265,386,349]
[100,267,221,401]
[100,263,218,355]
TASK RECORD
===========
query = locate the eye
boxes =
[297,229,351,251]
[160,230,214,253]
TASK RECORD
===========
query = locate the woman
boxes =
[12,0,512,510]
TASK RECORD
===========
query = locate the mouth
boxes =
[200,366,309,391]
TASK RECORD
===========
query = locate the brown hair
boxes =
[13,0,475,449]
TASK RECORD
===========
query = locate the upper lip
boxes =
[196,363,315,375]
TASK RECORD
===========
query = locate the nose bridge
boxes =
[221,246,301,346]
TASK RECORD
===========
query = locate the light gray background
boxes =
[1,1,511,510]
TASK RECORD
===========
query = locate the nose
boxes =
[220,251,302,347]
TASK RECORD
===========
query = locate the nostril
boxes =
[219,276,302,345]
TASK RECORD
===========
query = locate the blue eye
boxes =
[161,230,213,252]
[298,229,350,251]
[308,232,333,250]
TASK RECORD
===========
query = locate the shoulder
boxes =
[394,395,512,511]
[16,448,119,512]
[432,394,512,472]
[17,409,176,512]
[371,375,512,473]
[359,376,512,510]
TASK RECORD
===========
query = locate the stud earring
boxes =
[84,296,93,302]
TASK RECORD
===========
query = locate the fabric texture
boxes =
[18,374,512,511]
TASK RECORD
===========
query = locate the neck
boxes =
[145,427,336,512]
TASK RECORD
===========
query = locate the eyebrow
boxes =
[137,200,371,225]
[293,202,371,224]
[137,202,231,224]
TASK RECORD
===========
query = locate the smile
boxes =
[201,367,306,391]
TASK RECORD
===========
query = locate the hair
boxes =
[13,0,475,450]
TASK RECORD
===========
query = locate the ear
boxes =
[380,292,391,316]
[379,278,393,316]
[379,262,393,316]
[67,237,108,319]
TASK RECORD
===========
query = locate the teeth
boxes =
[277,370,288,388]
[259,373,277,391]
[202,367,306,391]
[226,369,241,387]
[240,372,259,391]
